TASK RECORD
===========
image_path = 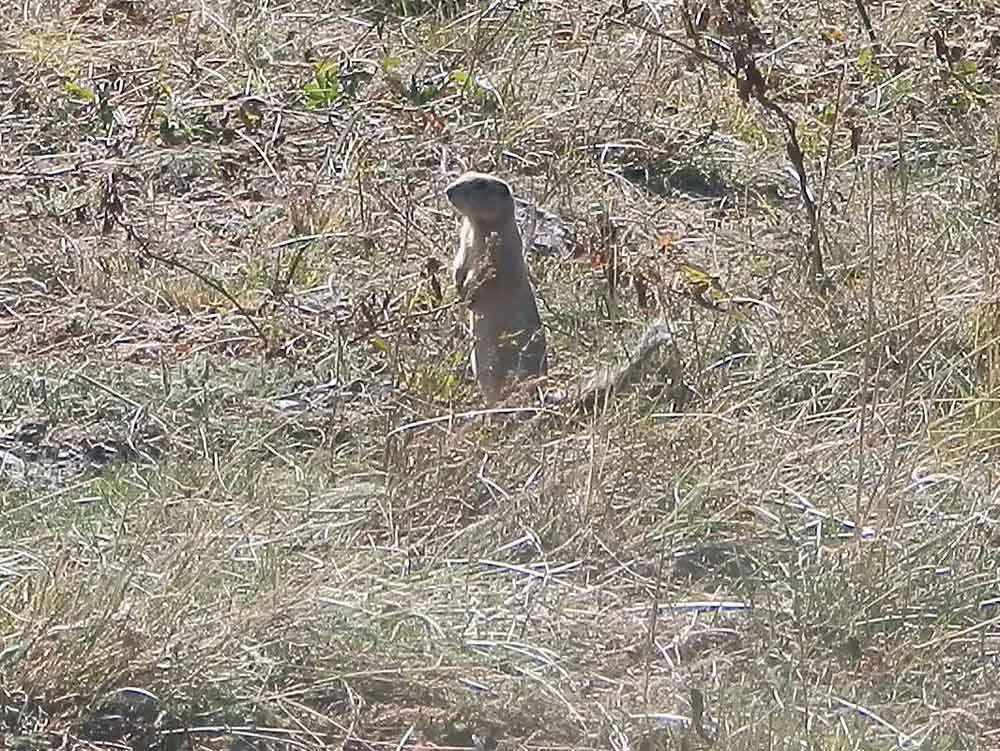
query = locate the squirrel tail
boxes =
[572,320,673,414]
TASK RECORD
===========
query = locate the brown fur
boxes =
[446,171,673,414]
[446,171,548,405]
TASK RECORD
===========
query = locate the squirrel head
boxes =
[445,171,516,227]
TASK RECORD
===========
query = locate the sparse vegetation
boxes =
[2,1,999,750]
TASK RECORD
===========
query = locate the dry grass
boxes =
[2,1,1000,749]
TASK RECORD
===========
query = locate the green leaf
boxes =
[415,84,439,104]
[954,59,977,78]
[63,81,95,102]
[303,60,342,108]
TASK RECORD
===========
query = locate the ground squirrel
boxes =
[445,170,673,413]
[446,171,548,405]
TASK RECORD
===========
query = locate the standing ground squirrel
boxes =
[445,170,673,413]
[446,171,548,405]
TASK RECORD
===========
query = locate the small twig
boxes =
[73,372,171,433]
[280,242,308,294]
[349,300,459,345]
[733,49,829,288]
[234,126,284,188]
[818,62,848,210]
[612,11,737,78]
[690,687,715,745]
[150,244,271,347]
[74,371,142,409]
[642,546,666,704]
[618,7,829,289]
[388,405,561,436]
[459,0,524,105]
[114,214,271,348]
[852,0,881,52]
